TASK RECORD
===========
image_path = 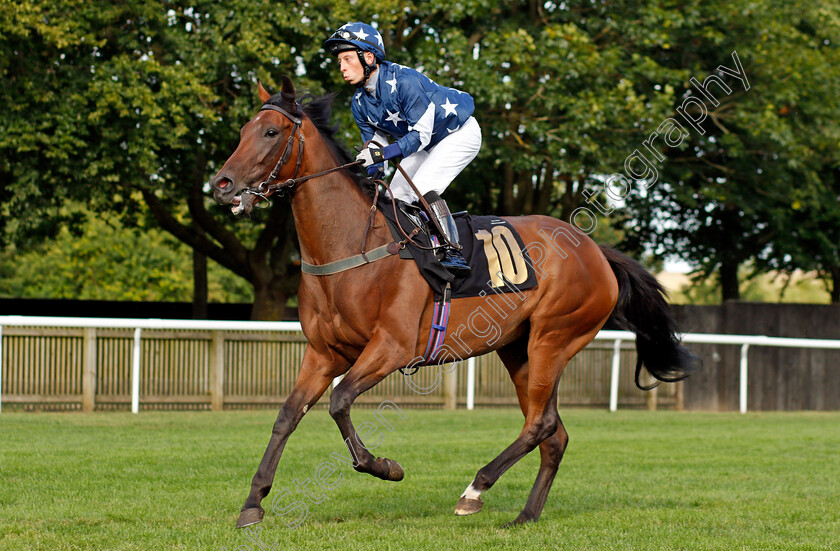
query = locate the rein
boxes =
[243,102,363,206]
[242,101,437,269]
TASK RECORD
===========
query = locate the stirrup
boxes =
[441,248,471,277]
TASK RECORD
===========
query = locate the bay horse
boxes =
[209,76,698,528]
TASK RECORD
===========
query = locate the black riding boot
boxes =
[424,191,471,277]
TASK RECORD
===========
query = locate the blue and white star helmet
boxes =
[324,22,385,62]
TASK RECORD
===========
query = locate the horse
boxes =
[209,76,699,529]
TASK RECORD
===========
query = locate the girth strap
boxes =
[300,243,397,276]
[422,282,452,362]
[400,282,453,376]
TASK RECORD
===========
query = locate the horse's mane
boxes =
[264,90,375,197]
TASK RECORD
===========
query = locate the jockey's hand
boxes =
[355,146,385,167]
[367,164,384,179]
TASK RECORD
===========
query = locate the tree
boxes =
[360,2,679,232]
[750,6,840,303]
[761,165,840,303]
[615,0,840,300]
[0,207,252,302]
[0,0,323,318]
[0,0,679,312]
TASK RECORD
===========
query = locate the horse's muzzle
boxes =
[211,172,247,203]
[212,173,265,215]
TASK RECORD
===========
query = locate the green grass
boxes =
[1,408,838,550]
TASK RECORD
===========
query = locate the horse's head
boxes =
[210,76,304,215]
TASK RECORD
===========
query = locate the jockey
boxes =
[324,22,481,276]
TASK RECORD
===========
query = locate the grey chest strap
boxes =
[300,243,399,276]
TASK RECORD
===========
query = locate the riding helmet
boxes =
[324,22,385,61]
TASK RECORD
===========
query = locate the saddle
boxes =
[377,195,539,301]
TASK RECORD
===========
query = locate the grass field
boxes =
[1,408,838,550]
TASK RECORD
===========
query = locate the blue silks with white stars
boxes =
[351,60,475,157]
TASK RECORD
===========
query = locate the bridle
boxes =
[242,102,362,206]
[239,101,449,252]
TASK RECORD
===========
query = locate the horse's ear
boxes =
[258,80,272,104]
[281,75,295,97]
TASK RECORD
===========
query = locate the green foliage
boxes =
[616,0,840,301]
[0,210,252,302]
[0,0,311,317]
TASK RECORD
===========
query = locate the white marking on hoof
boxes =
[460,482,481,501]
[455,484,484,516]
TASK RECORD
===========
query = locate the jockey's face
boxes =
[336,50,376,86]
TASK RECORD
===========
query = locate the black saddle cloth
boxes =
[377,195,538,300]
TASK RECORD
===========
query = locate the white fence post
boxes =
[209,331,225,411]
[609,339,622,412]
[82,328,97,412]
[132,328,142,414]
[466,356,476,411]
[740,344,750,414]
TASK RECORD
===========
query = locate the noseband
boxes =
[242,102,362,206]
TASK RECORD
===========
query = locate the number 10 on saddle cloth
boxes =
[381,201,539,302]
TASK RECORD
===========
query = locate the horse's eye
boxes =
[265,128,278,138]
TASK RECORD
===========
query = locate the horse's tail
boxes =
[600,245,701,390]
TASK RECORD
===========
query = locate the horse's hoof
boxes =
[388,459,405,482]
[374,457,404,481]
[454,496,483,516]
[386,458,404,481]
[236,507,264,528]
[501,514,535,528]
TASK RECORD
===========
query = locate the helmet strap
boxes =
[356,50,375,88]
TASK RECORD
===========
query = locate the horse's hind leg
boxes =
[511,419,568,524]
[489,338,569,524]
[455,334,578,525]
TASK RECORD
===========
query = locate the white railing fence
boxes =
[0,316,299,415]
[1,316,839,414]
[598,330,840,413]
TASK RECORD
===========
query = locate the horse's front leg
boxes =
[328,337,412,482]
[237,347,346,528]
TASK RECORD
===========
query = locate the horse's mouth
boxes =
[230,191,255,216]
[230,194,242,214]
[212,174,267,216]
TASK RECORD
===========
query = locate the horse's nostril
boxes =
[219,179,230,189]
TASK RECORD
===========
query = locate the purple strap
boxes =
[423,283,452,362]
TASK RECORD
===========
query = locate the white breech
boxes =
[387,116,482,203]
